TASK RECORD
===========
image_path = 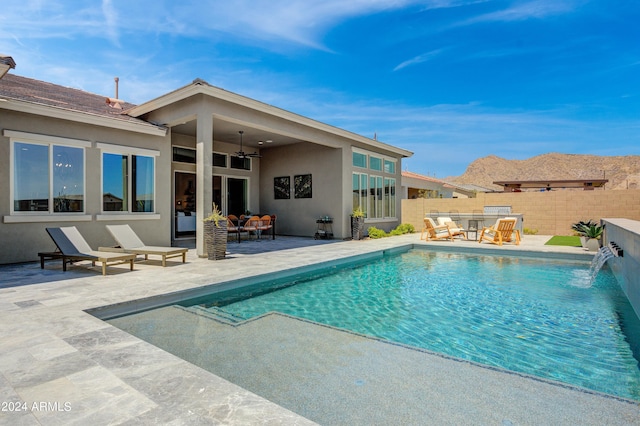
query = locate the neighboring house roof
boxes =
[402,170,462,190]
[402,171,489,196]
[450,183,498,193]
[128,78,413,158]
[401,170,444,184]
[494,179,608,191]
[0,74,166,135]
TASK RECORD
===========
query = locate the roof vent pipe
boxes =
[114,77,119,99]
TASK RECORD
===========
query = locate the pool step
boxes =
[185,305,245,325]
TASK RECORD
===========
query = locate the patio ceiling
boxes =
[172,116,313,149]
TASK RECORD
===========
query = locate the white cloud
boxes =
[393,48,448,71]
[462,0,585,24]
[101,0,120,47]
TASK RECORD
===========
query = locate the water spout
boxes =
[588,246,615,286]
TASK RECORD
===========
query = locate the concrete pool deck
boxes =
[1,234,638,425]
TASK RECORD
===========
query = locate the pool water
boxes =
[199,249,640,400]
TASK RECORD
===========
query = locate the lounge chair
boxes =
[478,217,521,246]
[420,218,455,241]
[41,226,135,275]
[105,224,188,266]
[436,216,467,240]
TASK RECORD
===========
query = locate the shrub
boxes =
[523,227,538,235]
[367,226,387,239]
[367,223,415,239]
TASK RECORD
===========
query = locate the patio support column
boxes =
[195,113,213,257]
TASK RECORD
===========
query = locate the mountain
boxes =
[449,153,640,191]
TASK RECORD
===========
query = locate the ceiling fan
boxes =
[235,130,261,158]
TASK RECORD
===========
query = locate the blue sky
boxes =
[1,0,639,178]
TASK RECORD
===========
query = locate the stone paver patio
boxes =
[1,234,638,425]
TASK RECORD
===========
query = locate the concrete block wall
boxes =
[402,189,640,235]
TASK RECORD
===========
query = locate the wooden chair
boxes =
[420,218,455,241]
[478,217,521,246]
[436,217,466,240]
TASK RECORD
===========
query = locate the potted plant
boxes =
[575,222,604,252]
[351,206,366,240]
[571,219,597,248]
[203,203,227,260]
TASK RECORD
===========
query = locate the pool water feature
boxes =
[194,249,640,400]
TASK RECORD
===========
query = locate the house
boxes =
[0,57,412,263]
[401,170,477,199]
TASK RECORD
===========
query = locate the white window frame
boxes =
[4,130,91,223]
[96,142,160,221]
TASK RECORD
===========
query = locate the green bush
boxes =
[367,226,387,239]
[523,227,538,235]
[367,223,415,239]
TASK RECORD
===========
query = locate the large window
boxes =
[7,131,88,214]
[352,148,398,219]
[99,143,158,213]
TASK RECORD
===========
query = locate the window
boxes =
[369,176,383,219]
[369,156,382,171]
[352,173,368,217]
[230,156,251,170]
[213,152,227,168]
[172,146,196,163]
[352,152,367,168]
[384,159,396,174]
[351,148,398,219]
[384,178,396,218]
[7,131,88,214]
[99,143,158,213]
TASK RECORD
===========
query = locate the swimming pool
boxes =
[108,248,640,402]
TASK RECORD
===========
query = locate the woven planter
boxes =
[204,220,227,260]
[351,216,365,240]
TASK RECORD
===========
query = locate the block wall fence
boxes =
[401,189,640,235]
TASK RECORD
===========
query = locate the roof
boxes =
[129,78,414,158]
[494,179,608,189]
[402,170,445,184]
[0,74,165,135]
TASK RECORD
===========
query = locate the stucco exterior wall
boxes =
[1,110,171,264]
[402,189,640,235]
[260,142,344,237]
